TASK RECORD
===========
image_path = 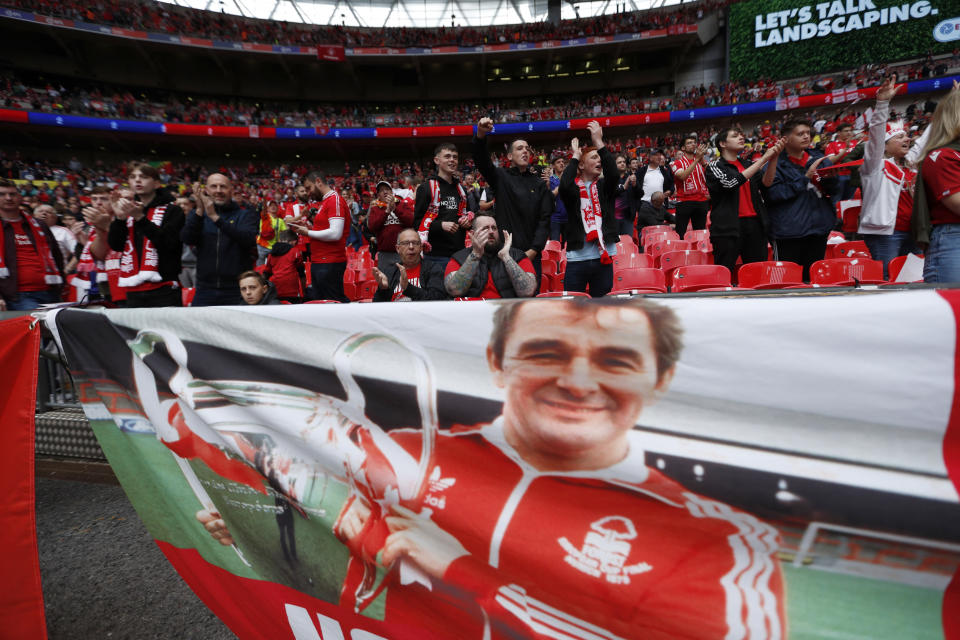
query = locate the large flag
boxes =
[317,45,346,62]
[0,316,46,640]
[45,292,960,639]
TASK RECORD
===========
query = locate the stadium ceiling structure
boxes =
[158,0,688,29]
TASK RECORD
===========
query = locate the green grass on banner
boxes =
[783,564,944,639]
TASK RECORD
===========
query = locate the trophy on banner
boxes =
[127,329,439,610]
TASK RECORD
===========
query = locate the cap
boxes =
[885,121,905,141]
[375,180,392,192]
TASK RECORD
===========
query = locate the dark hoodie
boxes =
[264,241,305,299]
[413,174,467,258]
[107,187,184,284]
[247,281,281,305]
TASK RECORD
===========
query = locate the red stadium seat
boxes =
[305,300,342,304]
[833,241,872,260]
[698,286,753,292]
[613,252,654,272]
[640,225,673,244]
[683,229,710,243]
[660,250,711,286]
[181,287,196,307]
[615,239,639,256]
[671,265,732,292]
[541,259,559,276]
[544,240,562,254]
[606,288,666,296]
[613,268,666,293]
[887,255,923,282]
[649,240,693,266]
[809,258,885,286]
[643,231,681,252]
[736,261,805,289]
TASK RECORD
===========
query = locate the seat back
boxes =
[736,261,803,289]
[683,229,710,243]
[671,265,732,292]
[613,268,666,293]
[834,240,872,259]
[643,230,681,252]
[648,240,692,263]
[660,250,711,285]
[640,225,673,244]
[810,258,883,285]
[613,252,654,272]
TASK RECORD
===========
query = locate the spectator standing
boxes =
[443,214,536,299]
[107,164,184,307]
[175,195,198,289]
[367,180,415,270]
[289,171,349,302]
[546,153,567,241]
[614,154,639,237]
[558,121,620,297]
[705,129,784,274]
[181,173,258,306]
[639,148,674,205]
[263,229,306,303]
[914,81,960,283]
[825,123,860,205]
[764,119,838,280]
[256,200,286,266]
[414,144,471,272]
[0,178,63,311]
[372,228,447,301]
[858,76,919,278]
[33,204,76,270]
[671,135,710,235]
[473,118,552,278]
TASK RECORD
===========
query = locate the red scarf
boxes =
[118,206,166,288]
[417,178,468,243]
[576,177,612,264]
[74,230,115,290]
[0,212,63,284]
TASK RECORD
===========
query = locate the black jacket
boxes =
[638,163,675,201]
[181,199,258,289]
[0,215,64,303]
[246,282,281,305]
[372,260,448,302]
[447,246,530,298]
[107,189,184,284]
[704,156,771,239]
[558,147,621,252]
[472,136,552,253]
[636,201,676,229]
[413,175,467,258]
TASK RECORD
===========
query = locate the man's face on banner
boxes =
[489,302,673,470]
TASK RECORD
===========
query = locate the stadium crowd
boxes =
[2,57,952,130]
[4,73,957,312]
[3,0,724,48]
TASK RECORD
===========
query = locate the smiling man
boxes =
[332,298,786,639]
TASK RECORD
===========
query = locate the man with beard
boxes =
[281,183,315,225]
[443,213,536,299]
[372,228,448,301]
[472,118,552,279]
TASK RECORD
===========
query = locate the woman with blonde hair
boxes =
[913,80,960,282]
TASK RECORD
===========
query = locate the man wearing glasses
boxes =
[372,228,449,301]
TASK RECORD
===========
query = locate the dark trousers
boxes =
[192,286,242,307]
[563,259,613,298]
[125,286,182,308]
[310,261,348,303]
[674,200,710,236]
[712,217,768,276]
[774,234,828,281]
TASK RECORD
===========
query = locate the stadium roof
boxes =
[158,0,689,29]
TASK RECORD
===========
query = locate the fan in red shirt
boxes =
[288,170,349,302]
[263,229,306,303]
[671,135,710,235]
[824,123,860,203]
[366,180,415,270]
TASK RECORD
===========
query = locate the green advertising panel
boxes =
[729,0,960,81]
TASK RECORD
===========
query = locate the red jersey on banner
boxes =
[9,220,49,291]
[310,190,348,264]
[342,422,785,640]
[672,154,709,202]
[922,148,960,226]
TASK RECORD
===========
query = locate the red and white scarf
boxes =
[118,206,166,288]
[418,179,469,243]
[0,212,63,284]
[73,230,114,290]
[577,177,612,264]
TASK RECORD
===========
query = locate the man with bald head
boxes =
[181,172,258,306]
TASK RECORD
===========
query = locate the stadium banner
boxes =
[45,292,960,640]
[0,316,47,640]
[2,75,958,142]
[729,0,958,81]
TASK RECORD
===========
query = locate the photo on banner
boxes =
[45,292,960,639]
